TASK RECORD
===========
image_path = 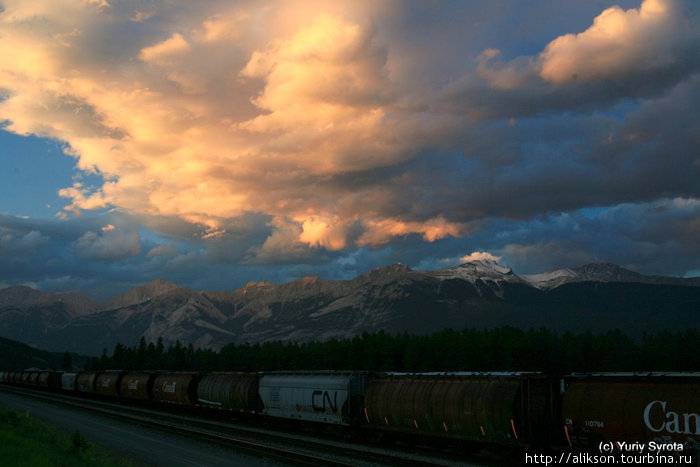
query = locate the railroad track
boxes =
[1,385,484,466]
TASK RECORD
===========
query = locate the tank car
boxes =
[76,371,98,393]
[197,372,260,412]
[152,373,199,405]
[35,371,62,391]
[120,372,159,401]
[95,371,125,397]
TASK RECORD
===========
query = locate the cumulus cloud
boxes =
[493,198,700,275]
[471,0,700,115]
[538,0,698,85]
[0,0,470,256]
[139,32,190,65]
[0,229,50,254]
[146,242,175,258]
[74,226,141,261]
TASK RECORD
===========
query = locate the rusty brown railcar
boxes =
[562,373,700,448]
[37,371,51,388]
[152,373,199,406]
[21,371,32,385]
[94,371,124,397]
[47,371,63,391]
[76,371,98,393]
[197,372,260,412]
[28,371,40,386]
[364,372,557,447]
[120,372,159,401]
[36,371,63,391]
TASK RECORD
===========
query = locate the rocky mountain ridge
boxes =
[1,261,698,355]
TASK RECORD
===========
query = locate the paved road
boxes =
[0,390,291,467]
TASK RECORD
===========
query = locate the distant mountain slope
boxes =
[0,261,698,355]
[0,335,85,371]
[522,262,700,289]
[0,286,99,317]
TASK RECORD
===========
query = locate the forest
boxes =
[83,326,700,374]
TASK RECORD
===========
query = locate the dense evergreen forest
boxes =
[84,327,700,374]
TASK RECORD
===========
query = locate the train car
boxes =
[197,372,260,412]
[152,373,199,406]
[38,371,63,392]
[120,372,159,401]
[61,372,78,392]
[21,371,32,386]
[364,372,559,447]
[37,371,51,389]
[561,373,700,448]
[258,372,368,425]
[76,371,98,393]
[28,371,41,386]
[95,371,125,397]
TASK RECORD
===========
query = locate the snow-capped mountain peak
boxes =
[426,258,519,282]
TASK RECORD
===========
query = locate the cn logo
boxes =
[312,390,338,413]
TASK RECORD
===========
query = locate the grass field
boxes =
[0,405,133,467]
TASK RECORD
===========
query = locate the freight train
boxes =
[1,370,698,455]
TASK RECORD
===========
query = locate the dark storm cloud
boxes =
[0,211,276,298]
[489,199,700,276]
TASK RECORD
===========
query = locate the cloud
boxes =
[74,225,141,261]
[469,0,700,117]
[139,33,190,65]
[0,2,464,256]
[493,198,700,275]
[0,229,50,254]
[146,242,175,258]
[0,0,698,285]
[358,217,466,246]
[238,13,398,172]
[538,0,698,85]
[460,251,501,263]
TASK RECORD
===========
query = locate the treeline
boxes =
[84,327,700,374]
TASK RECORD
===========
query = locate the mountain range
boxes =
[1,260,698,356]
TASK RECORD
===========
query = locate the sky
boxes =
[0,0,698,299]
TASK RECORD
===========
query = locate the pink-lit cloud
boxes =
[538,0,696,84]
[460,251,501,263]
[0,0,463,258]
